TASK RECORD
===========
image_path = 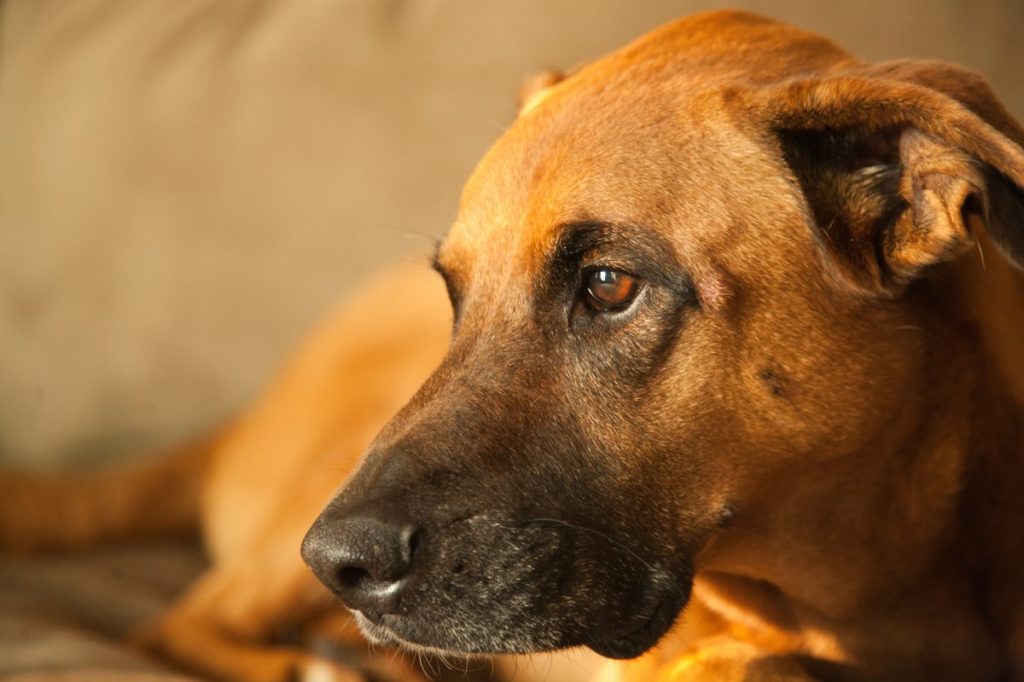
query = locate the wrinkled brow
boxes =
[549,221,691,292]
[431,243,464,319]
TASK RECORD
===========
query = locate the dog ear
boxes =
[518,71,565,115]
[756,61,1024,294]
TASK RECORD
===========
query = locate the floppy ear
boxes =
[517,70,565,115]
[755,61,1024,294]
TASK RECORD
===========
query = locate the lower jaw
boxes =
[353,611,488,659]
[589,590,688,659]
[352,611,402,647]
[352,593,685,661]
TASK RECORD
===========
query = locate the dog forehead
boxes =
[439,10,855,280]
[447,88,701,264]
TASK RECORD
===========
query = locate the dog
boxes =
[2,9,1023,682]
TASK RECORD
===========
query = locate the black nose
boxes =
[301,511,421,615]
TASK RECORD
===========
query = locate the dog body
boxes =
[3,11,1024,682]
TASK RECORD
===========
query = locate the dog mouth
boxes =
[351,611,460,658]
[306,461,706,661]
[305,500,694,659]
[351,581,690,660]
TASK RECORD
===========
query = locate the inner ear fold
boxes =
[754,65,1024,292]
[779,125,995,294]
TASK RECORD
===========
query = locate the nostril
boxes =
[405,527,423,566]
[339,565,374,591]
[333,524,422,592]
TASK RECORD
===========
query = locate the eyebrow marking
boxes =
[550,220,693,296]
[431,244,463,320]
[429,252,443,277]
[429,240,444,272]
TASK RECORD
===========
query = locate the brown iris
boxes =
[585,268,640,312]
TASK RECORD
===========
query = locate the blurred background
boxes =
[1,0,1023,471]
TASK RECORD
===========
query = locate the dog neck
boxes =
[689,234,1024,673]
[950,226,1024,661]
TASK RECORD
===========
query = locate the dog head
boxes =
[303,10,1024,659]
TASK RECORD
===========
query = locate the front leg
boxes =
[592,596,816,682]
[650,637,814,681]
[134,559,406,682]
[591,637,814,682]
[133,498,427,682]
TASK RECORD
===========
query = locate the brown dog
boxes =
[3,10,1024,682]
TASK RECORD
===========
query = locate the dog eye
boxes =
[584,268,641,312]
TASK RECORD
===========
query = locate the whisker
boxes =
[519,517,662,575]
[376,223,445,244]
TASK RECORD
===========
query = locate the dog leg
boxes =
[138,560,473,682]
[135,452,434,682]
[134,553,397,682]
[588,638,813,682]
[584,597,817,682]
[648,637,814,682]
[134,486,375,682]
[0,434,214,551]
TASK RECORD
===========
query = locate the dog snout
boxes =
[301,510,421,615]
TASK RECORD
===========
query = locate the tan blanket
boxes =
[0,542,204,681]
